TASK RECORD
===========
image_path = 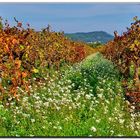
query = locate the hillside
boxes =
[65,31,114,44]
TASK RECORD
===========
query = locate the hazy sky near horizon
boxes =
[0,3,140,35]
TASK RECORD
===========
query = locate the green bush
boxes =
[66,53,122,97]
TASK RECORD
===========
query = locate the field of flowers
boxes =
[0,18,140,137]
[0,53,139,137]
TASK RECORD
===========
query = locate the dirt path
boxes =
[81,52,99,64]
[85,52,98,60]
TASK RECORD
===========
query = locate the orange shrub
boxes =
[0,18,95,101]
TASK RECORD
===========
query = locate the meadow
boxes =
[0,17,140,137]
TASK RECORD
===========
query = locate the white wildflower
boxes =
[110,130,114,134]
[31,119,35,123]
[90,126,97,132]
[98,94,102,98]
[119,119,124,124]
[85,94,91,100]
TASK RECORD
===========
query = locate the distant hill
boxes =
[65,31,114,44]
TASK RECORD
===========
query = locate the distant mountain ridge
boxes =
[65,31,114,44]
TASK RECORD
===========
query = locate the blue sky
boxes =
[0,3,140,35]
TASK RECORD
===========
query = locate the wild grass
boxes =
[0,53,139,137]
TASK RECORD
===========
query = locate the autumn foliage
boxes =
[0,17,95,101]
[102,16,140,93]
